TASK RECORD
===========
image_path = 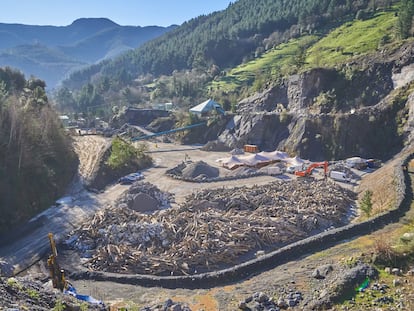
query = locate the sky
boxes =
[0,0,233,27]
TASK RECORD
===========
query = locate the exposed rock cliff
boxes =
[209,42,414,161]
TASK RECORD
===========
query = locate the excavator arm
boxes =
[295,161,328,177]
[47,233,67,291]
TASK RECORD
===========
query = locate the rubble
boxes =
[68,179,355,276]
[116,181,173,211]
[0,276,103,310]
[141,298,192,311]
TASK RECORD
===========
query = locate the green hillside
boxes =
[62,0,382,90]
[211,9,399,95]
[56,0,414,118]
[306,9,398,67]
[210,35,319,93]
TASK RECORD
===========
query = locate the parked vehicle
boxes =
[263,166,284,175]
[118,172,144,185]
[329,170,351,183]
[345,157,367,170]
[366,158,382,168]
[286,165,304,174]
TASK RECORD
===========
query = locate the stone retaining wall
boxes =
[70,153,413,289]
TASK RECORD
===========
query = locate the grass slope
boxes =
[211,35,318,92]
[210,9,398,95]
[306,10,398,68]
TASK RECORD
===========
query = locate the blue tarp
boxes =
[65,284,104,305]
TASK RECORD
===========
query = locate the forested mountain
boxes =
[0,67,78,232]
[0,18,175,88]
[62,0,395,90]
[57,0,411,116]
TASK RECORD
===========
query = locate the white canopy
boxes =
[258,150,288,161]
[284,156,307,166]
[189,99,222,114]
[237,153,271,166]
[216,155,243,169]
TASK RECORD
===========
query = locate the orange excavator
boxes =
[294,161,328,178]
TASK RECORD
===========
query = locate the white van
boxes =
[330,170,351,183]
[286,165,303,174]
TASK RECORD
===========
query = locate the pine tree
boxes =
[397,0,414,39]
[360,190,373,217]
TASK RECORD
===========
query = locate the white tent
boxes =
[189,99,224,115]
[216,155,243,170]
[284,156,307,166]
[258,150,288,161]
[238,153,271,166]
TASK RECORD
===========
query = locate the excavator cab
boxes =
[294,161,328,178]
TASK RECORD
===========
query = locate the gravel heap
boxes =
[239,290,303,310]
[141,298,192,311]
[181,161,219,179]
[68,179,355,276]
[116,181,173,212]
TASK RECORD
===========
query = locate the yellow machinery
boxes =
[47,233,67,291]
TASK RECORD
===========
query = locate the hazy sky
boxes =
[0,0,233,27]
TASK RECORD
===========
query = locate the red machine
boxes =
[294,161,328,177]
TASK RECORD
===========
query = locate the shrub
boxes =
[360,190,373,217]
[106,138,149,169]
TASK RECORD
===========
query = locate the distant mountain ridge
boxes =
[0,18,176,87]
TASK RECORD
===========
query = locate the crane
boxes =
[294,161,328,178]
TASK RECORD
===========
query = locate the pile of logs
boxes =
[68,179,355,276]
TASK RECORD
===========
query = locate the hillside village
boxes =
[2,0,414,310]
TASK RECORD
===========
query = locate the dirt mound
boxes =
[117,181,173,212]
[181,161,219,179]
[72,136,112,184]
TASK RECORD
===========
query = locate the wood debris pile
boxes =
[68,179,355,276]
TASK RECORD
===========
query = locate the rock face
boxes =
[218,113,291,150]
[178,43,414,161]
[208,45,414,161]
[405,92,414,144]
[164,45,414,162]
[287,68,343,112]
[238,83,289,113]
[217,105,404,161]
